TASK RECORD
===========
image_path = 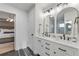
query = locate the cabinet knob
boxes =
[31,34,34,36]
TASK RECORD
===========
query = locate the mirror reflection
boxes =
[43,7,79,37]
[56,14,64,34]
[65,20,72,34]
[56,7,78,35]
[49,16,55,33]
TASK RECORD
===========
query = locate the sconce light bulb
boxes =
[10,19,14,22]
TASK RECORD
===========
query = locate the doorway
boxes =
[0,11,15,55]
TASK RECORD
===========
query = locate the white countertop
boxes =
[35,35,79,49]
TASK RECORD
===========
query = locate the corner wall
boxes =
[27,6,35,51]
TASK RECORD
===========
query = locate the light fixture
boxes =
[42,3,69,17]
[56,3,68,12]
[43,12,50,17]
[10,19,14,22]
[50,9,55,17]
[6,17,14,22]
[6,17,10,21]
[57,3,68,7]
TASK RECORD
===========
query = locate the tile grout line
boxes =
[18,50,20,56]
[23,49,27,56]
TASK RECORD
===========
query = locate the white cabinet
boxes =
[34,37,78,56]
[56,44,78,56]
[50,42,78,56]
[43,40,52,56]
[34,37,44,55]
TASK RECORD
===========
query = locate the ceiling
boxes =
[6,3,57,12]
[6,3,35,11]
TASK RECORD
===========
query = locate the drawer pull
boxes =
[45,52,50,56]
[58,48,66,52]
[45,42,50,45]
[45,47,50,50]
[38,40,41,42]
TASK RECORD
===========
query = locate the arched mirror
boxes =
[56,7,79,36]
[56,7,79,42]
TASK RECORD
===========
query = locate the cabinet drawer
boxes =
[43,40,54,48]
[35,37,78,56]
[44,46,50,51]
[50,49,61,56]
[57,44,77,56]
[44,41,51,46]
[44,52,50,56]
[43,41,58,56]
[50,42,78,56]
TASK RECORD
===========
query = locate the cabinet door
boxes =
[36,38,45,56]
[50,42,61,56]
[56,43,78,56]
[51,49,61,56]
[49,42,78,56]
[34,38,42,54]
[43,45,51,56]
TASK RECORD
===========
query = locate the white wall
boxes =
[27,6,35,51]
[0,4,28,50]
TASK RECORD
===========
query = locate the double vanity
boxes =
[34,3,79,56]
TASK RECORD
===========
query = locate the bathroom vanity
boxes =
[34,3,79,56]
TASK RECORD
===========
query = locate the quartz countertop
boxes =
[35,35,79,49]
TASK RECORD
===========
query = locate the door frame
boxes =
[0,10,16,50]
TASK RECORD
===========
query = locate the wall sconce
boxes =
[42,3,69,17]
[57,3,68,7]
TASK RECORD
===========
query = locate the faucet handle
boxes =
[63,34,65,40]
